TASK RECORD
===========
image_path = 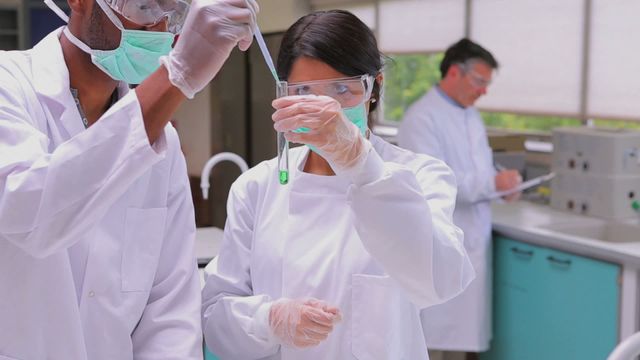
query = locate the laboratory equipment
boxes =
[276,80,289,184]
[551,127,640,218]
[252,22,289,184]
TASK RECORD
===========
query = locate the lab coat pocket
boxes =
[0,355,22,360]
[121,207,168,292]
[351,274,414,360]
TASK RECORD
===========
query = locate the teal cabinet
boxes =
[204,344,220,360]
[481,237,620,360]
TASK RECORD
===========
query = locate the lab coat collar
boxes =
[31,27,130,137]
[435,85,465,109]
[32,28,71,107]
[290,147,350,194]
[369,133,384,151]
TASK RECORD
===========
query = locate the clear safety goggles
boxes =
[458,61,492,88]
[287,75,375,108]
[104,0,190,34]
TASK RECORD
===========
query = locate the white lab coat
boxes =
[202,135,475,360]
[0,29,202,360]
[398,87,496,351]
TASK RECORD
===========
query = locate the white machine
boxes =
[551,127,640,219]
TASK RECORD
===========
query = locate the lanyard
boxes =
[70,88,119,129]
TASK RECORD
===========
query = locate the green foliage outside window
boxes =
[382,53,443,122]
[481,112,581,132]
[592,119,640,130]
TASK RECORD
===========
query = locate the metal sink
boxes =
[540,220,640,243]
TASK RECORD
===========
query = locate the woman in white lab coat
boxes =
[201,10,475,360]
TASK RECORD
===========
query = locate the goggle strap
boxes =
[94,0,126,31]
[62,27,94,55]
[44,0,69,23]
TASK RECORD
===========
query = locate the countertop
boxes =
[193,202,640,269]
[492,201,640,267]
[194,226,224,266]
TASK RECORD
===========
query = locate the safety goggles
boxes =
[287,75,375,108]
[104,0,190,34]
[458,62,492,88]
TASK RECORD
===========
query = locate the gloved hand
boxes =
[269,298,342,348]
[272,95,371,175]
[160,0,258,98]
[495,169,523,202]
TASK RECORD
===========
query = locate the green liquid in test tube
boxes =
[276,80,289,184]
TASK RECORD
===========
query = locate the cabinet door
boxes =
[482,236,548,360]
[482,237,620,360]
[204,346,219,360]
[538,246,619,360]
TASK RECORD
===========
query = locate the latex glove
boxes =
[160,0,259,98]
[269,298,342,348]
[495,169,523,202]
[272,95,371,175]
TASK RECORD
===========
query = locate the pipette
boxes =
[253,23,289,184]
[253,24,278,82]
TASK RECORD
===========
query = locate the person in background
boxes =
[0,0,257,358]
[201,10,475,360]
[398,38,522,360]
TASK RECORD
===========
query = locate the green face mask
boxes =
[48,0,174,85]
[63,28,174,85]
[294,102,368,153]
[342,103,368,136]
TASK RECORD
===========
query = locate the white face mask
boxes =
[44,0,175,84]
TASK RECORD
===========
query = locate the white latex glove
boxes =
[495,169,523,202]
[272,95,371,175]
[269,298,342,348]
[160,0,259,98]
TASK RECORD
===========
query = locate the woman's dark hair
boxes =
[440,38,499,78]
[277,10,383,126]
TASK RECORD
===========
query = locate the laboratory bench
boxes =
[486,201,640,360]
[194,226,223,289]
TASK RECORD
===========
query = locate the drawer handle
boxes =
[547,256,572,266]
[510,247,533,257]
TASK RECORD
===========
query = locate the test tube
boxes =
[277,80,289,185]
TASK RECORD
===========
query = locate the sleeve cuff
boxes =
[250,301,277,345]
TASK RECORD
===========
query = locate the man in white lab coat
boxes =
[0,0,257,359]
[398,38,522,359]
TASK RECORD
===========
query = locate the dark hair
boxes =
[440,38,498,78]
[277,10,383,126]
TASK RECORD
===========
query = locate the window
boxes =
[382,53,583,132]
[482,112,581,132]
[382,53,443,123]
[381,54,640,132]
[591,119,640,130]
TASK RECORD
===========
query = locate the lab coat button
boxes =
[88,291,95,297]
